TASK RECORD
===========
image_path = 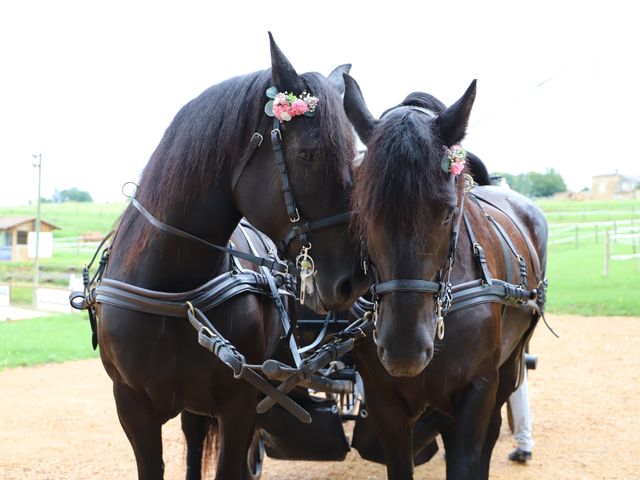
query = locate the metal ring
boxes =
[251,132,264,147]
[463,173,474,192]
[289,208,301,223]
[121,181,138,199]
[199,325,215,339]
[185,300,195,316]
[437,319,445,340]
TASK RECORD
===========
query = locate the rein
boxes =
[130,195,291,274]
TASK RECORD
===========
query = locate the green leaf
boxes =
[441,155,450,173]
[266,86,278,99]
[264,100,274,117]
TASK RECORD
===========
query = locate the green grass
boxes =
[0,313,98,370]
[546,240,640,316]
[537,198,640,316]
[0,202,125,239]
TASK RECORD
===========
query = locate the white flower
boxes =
[279,111,292,122]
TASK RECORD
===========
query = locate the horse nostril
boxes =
[425,347,434,362]
[337,277,353,300]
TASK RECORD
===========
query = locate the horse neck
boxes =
[109,183,241,291]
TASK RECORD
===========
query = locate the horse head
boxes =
[345,74,477,376]
[232,34,368,313]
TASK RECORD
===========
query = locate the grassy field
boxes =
[0,313,98,370]
[0,202,125,239]
[0,198,638,369]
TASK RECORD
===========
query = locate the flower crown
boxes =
[264,86,319,122]
[442,145,467,176]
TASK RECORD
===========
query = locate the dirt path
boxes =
[1,314,639,479]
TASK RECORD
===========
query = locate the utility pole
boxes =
[32,154,42,296]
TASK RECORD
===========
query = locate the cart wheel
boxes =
[247,429,265,480]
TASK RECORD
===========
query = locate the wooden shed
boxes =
[0,217,60,261]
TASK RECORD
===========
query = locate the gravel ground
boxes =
[1,314,639,479]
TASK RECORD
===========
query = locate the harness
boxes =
[365,181,548,342]
[70,120,365,423]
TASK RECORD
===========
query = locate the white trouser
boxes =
[509,370,534,452]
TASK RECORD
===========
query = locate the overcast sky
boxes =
[1,0,637,205]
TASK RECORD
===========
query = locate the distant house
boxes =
[591,174,639,200]
[0,217,60,261]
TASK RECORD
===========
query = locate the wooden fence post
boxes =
[604,229,609,277]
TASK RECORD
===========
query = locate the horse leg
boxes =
[366,394,415,480]
[214,388,259,480]
[181,412,217,480]
[113,382,165,480]
[439,373,498,480]
[479,351,523,478]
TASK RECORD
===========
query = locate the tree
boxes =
[492,169,566,197]
[51,187,93,203]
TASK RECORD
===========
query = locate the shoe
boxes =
[508,447,532,463]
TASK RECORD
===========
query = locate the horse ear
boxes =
[269,32,305,94]
[437,79,477,146]
[326,64,352,95]
[343,73,377,144]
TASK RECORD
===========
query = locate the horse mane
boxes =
[115,69,353,266]
[354,93,455,240]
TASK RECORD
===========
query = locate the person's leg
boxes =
[508,370,534,461]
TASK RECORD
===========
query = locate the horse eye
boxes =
[299,151,313,163]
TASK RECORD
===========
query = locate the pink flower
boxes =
[450,160,465,176]
[290,99,309,116]
[266,88,320,122]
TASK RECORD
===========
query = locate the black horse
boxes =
[344,75,548,479]
[94,35,368,479]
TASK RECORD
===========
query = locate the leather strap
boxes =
[130,196,290,274]
[93,272,280,318]
[279,211,354,252]
[238,223,302,367]
[371,279,442,297]
[463,210,494,285]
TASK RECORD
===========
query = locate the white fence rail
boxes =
[548,218,640,247]
[604,231,640,276]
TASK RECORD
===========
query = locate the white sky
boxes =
[1,0,638,205]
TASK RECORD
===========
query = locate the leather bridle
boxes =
[267,117,354,257]
[365,171,468,341]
